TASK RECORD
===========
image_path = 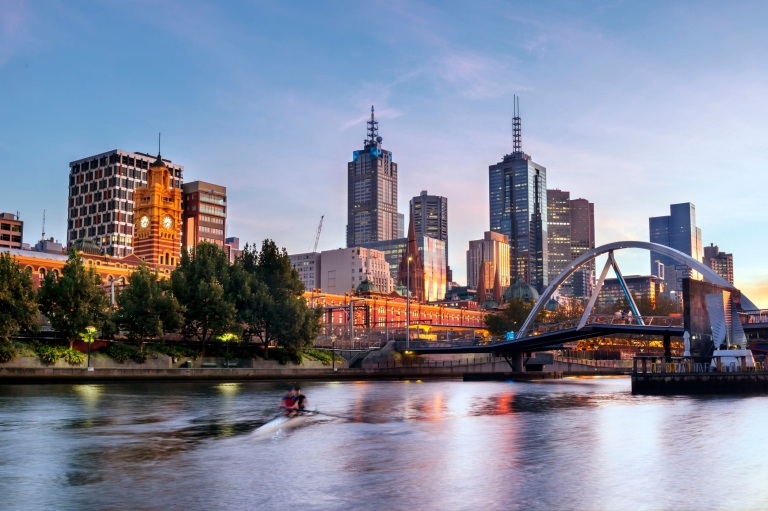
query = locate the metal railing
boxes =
[633,356,765,374]
[531,315,682,335]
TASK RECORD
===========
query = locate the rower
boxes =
[281,388,298,417]
[295,387,307,414]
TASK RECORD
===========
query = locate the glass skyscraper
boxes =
[649,202,703,297]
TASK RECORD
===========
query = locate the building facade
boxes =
[488,105,547,292]
[704,243,734,284]
[289,252,322,291]
[466,231,510,293]
[346,106,399,247]
[569,197,595,299]
[67,149,184,257]
[320,247,394,295]
[133,155,183,274]
[546,190,571,294]
[0,213,23,249]
[410,190,449,281]
[181,181,227,250]
[225,237,242,264]
[596,275,665,312]
[649,202,703,298]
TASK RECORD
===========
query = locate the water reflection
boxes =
[1,379,767,510]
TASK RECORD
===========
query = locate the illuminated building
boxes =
[704,244,734,284]
[467,231,510,293]
[319,247,394,295]
[133,154,183,274]
[181,181,227,250]
[596,275,665,311]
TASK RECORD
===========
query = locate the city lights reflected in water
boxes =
[1,379,768,510]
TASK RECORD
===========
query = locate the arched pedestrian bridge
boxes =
[397,241,759,356]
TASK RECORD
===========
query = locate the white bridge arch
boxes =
[516,241,757,339]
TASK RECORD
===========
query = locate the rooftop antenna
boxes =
[41,209,46,240]
[158,132,161,157]
[366,105,378,145]
[512,95,522,154]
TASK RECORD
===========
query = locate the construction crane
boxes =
[311,215,324,253]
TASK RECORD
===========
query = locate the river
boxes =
[0,377,766,511]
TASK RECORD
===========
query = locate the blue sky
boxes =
[2,0,768,304]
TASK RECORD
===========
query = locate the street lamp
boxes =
[406,255,412,350]
[217,333,239,368]
[79,326,97,370]
[110,277,125,309]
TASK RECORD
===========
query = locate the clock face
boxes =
[162,216,173,230]
[139,216,149,229]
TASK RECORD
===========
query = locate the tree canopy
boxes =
[114,264,182,343]
[0,252,39,341]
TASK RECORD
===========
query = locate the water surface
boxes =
[0,378,765,510]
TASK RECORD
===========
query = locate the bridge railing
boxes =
[531,315,683,336]
[739,309,768,324]
[633,355,764,374]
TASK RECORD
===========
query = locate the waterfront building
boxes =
[181,181,227,250]
[0,213,23,249]
[569,197,595,299]
[410,190,450,282]
[67,149,184,257]
[649,203,703,299]
[596,275,665,312]
[488,98,548,292]
[320,246,394,295]
[225,237,242,264]
[289,251,321,291]
[133,154,183,275]
[346,106,399,247]
[467,231,510,295]
[398,217,426,302]
[704,243,734,284]
[546,190,571,295]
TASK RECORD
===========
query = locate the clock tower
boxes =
[133,153,182,274]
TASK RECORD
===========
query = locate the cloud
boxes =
[0,0,30,65]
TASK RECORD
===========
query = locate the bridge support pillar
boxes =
[663,331,672,363]
[510,351,524,372]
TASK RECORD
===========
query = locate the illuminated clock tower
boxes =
[133,153,183,274]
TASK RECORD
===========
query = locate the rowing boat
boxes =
[253,413,312,437]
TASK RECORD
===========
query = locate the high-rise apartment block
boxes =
[569,197,595,299]
[346,107,399,247]
[68,149,184,257]
[466,231,510,293]
[289,252,321,292]
[410,190,450,282]
[704,243,734,284]
[546,190,571,294]
[320,247,394,295]
[649,203,702,297]
[489,100,547,292]
[596,275,665,312]
[0,213,23,249]
[181,181,227,250]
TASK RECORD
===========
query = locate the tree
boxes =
[113,264,182,343]
[170,242,236,353]
[484,298,535,336]
[0,252,39,341]
[232,240,321,360]
[37,250,110,348]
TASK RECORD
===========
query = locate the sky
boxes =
[1,0,768,304]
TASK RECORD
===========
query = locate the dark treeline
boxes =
[0,240,322,362]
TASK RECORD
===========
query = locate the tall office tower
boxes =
[704,243,734,284]
[546,190,571,296]
[410,190,450,282]
[398,217,425,302]
[397,213,405,238]
[181,181,227,250]
[467,231,510,292]
[488,97,548,292]
[649,202,703,298]
[133,154,183,274]
[346,106,399,247]
[569,198,595,299]
[68,149,184,257]
[0,213,23,249]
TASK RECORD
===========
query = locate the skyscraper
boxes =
[489,97,548,292]
[346,106,398,247]
[467,231,510,292]
[704,243,734,284]
[649,202,703,298]
[410,190,450,283]
[68,149,184,257]
[569,197,595,299]
[546,189,571,295]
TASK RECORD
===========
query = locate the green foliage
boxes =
[114,264,183,343]
[170,242,236,348]
[61,348,84,365]
[31,342,60,364]
[485,298,535,336]
[151,343,201,360]
[303,349,343,365]
[269,347,303,365]
[0,252,39,341]
[0,342,17,363]
[103,343,147,364]
[232,240,322,360]
[36,250,110,347]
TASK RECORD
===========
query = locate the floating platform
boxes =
[632,372,768,395]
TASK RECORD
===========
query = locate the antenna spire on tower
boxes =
[512,95,522,154]
[42,209,46,240]
[366,105,379,145]
[158,133,162,157]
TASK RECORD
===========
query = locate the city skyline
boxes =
[2,1,768,305]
